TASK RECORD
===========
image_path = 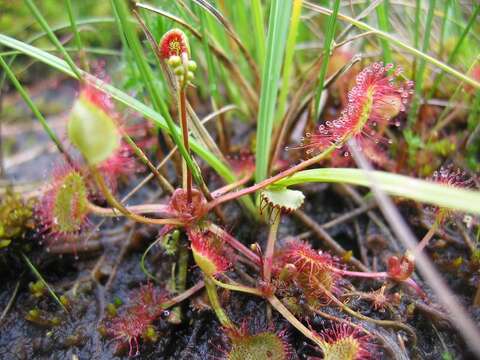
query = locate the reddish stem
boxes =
[161,281,205,309]
[263,215,280,283]
[179,87,192,204]
[331,268,388,279]
[414,223,438,256]
[207,145,336,211]
[211,173,252,198]
[330,267,426,298]
[208,224,261,265]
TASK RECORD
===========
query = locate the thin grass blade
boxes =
[274,168,480,216]
[313,0,340,119]
[255,0,293,184]
[303,1,480,90]
[275,0,303,124]
[0,54,72,164]
[21,252,68,313]
[24,0,81,78]
[375,0,392,64]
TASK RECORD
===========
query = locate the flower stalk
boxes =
[263,214,280,284]
[204,276,234,329]
[91,167,183,226]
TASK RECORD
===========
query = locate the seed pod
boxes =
[68,85,121,165]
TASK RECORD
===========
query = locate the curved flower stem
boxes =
[321,285,417,344]
[87,202,172,217]
[179,86,192,204]
[330,268,389,279]
[140,237,162,281]
[310,306,373,336]
[161,281,205,309]
[207,144,336,211]
[263,214,280,283]
[329,267,425,298]
[91,167,183,226]
[211,277,262,297]
[204,276,234,329]
[414,221,438,255]
[209,272,329,350]
[267,295,323,348]
[118,125,174,194]
[169,244,189,323]
[208,224,261,265]
[211,173,252,198]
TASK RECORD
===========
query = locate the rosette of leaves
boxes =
[223,327,294,360]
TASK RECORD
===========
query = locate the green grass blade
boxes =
[407,0,436,128]
[0,54,70,161]
[21,252,68,313]
[375,0,392,64]
[191,0,258,81]
[0,17,118,93]
[0,47,122,57]
[304,2,480,90]
[313,0,340,119]
[255,0,293,184]
[197,9,220,104]
[274,168,480,216]
[24,0,81,78]
[438,0,452,58]
[275,0,303,124]
[64,0,87,69]
[411,0,421,77]
[251,0,266,69]
[466,89,480,171]
[429,4,480,97]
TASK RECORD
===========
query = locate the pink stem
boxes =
[207,145,336,211]
[208,224,261,265]
[331,267,426,298]
[403,278,427,299]
[88,202,173,217]
[414,223,437,256]
[331,267,388,279]
[211,173,252,198]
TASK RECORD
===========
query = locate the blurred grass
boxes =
[1,0,479,196]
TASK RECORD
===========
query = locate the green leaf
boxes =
[375,0,392,64]
[0,54,69,160]
[21,252,68,314]
[314,0,340,118]
[407,0,436,128]
[68,95,121,165]
[273,168,480,215]
[261,187,305,213]
[276,0,303,124]
[305,3,480,90]
[25,0,81,79]
[255,0,293,184]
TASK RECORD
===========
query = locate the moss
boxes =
[0,189,34,251]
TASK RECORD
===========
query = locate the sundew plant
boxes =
[1,1,480,359]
